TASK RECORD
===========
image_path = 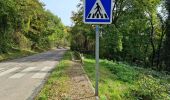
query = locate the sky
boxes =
[41,0,79,26]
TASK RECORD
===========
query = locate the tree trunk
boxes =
[149,14,156,67]
[84,35,88,50]
[163,0,170,71]
[156,25,165,70]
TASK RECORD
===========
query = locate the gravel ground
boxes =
[66,61,96,100]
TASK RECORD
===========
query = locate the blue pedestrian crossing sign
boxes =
[84,0,113,24]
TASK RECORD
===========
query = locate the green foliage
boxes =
[70,0,170,71]
[131,75,170,100]
[163,0,170,71]
[104,61,139,83]
[83,57,170,100]
[0,49,36,61]
[0,0,69,54]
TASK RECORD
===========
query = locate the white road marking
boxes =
[10,67,36,79]
[0,67,20,77]
[32,67,52,79]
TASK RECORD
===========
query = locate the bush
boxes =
[103,61,139,83]
[131,75,170,100]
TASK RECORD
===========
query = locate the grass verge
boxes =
[35,51,72,100]
[0,49,37,62]
[83,57,170,100]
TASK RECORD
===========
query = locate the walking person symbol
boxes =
[94,3,103,18]
[86,0,109,19]
[84,0,112,23]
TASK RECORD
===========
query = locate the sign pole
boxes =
[95,25,99,97]
[84,0,112,98]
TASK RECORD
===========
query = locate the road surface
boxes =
[0,49,67,100]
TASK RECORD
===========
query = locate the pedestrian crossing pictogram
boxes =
[84,0,112,24]
[87,0,109,19]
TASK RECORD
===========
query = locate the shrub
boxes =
[131,75,170,100]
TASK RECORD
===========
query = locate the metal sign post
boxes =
[95,25,99,96]
[84,0,112,97]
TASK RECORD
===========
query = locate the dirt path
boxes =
[66,61,96,100]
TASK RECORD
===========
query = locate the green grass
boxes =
[0,49,37,62]
[36,51,72,100]
[83,57,170,100]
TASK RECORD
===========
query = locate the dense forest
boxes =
[0,0,69,55]
[71,0,170,72]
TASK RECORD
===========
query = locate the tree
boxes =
[163,0,170,71]
[71,0,169,71]
[0,0,68,54]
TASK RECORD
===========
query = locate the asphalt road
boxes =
[0,48,67,100]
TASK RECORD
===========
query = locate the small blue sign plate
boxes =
[84,0,112,24]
